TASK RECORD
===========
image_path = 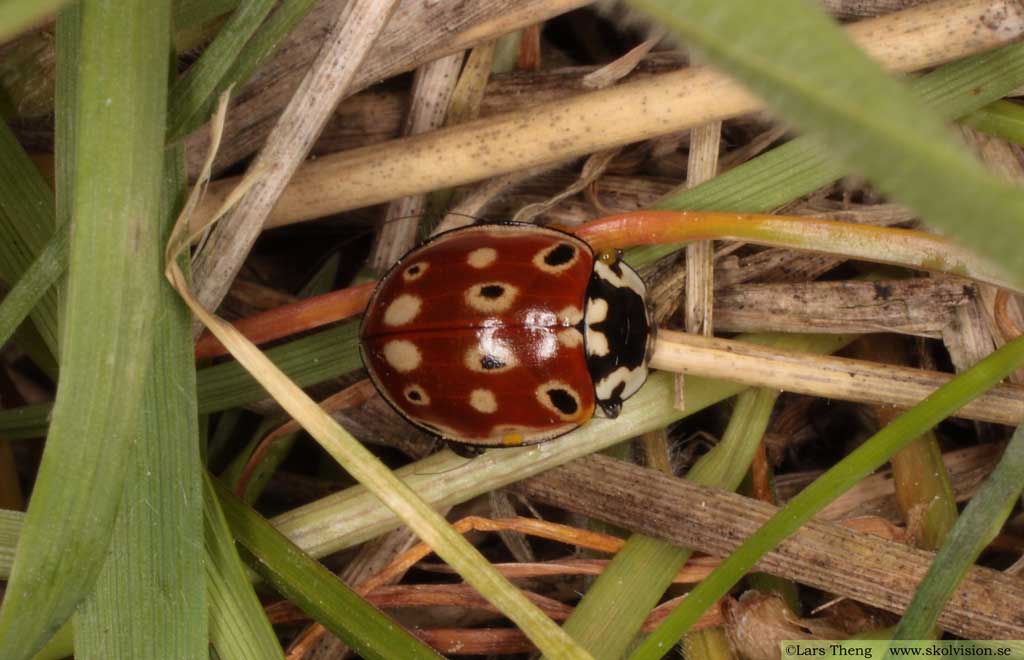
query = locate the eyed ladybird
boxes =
[359,223,654,448]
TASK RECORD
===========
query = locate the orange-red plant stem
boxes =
[194,281,375,360]
[576,210,1017,291]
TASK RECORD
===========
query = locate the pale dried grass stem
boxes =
[368,52,464,274]
[650,330,1024,426]
[190,0,400,326]
[191,0,1024,231]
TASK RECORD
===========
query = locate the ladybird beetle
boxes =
[359,223,654,448]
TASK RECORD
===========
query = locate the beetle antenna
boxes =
[377,210,497,228]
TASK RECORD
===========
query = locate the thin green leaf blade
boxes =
[173,0,239,30]
[168,0,318,140]
[0,120,59,366]
[212,478,442,660]
[0,0,172,656]
[203,473,285,660]
[166,0,278,138]
[963,99,1024,146]
[0,508,21,579]
[0,225,67,350]
[888,423,1024,643]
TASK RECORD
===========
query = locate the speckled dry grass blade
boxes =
[0,1,171,657]
[185,0,591,177]
[557,389,780,660]
[628,0,1024,286]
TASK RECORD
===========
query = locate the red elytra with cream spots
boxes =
[360,223,653,448]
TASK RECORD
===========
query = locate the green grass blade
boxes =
[887,424,1024,644]
[963,99,1024,146]
[558,389,778,659]
[166,0,278,139]
[0,508,21,578]
[626,33,1024,271]
[203,474,285,660]
[0,0,70,42]
[0,402,49,440]
[212,477,442,660]
[196,319,360,413]
[167,0,318,141]
[30,620,73,660]
[0,121,59,365]
[221,257,341,502]
[173,0,239,30]
[0,225,67,350]
[0,0,172,656]
[564,535,688,659]
[631,334,1024,659]
[220,413,293,501]
[75,145,206,657]
[629,0,1024,286]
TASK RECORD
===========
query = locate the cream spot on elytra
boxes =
[467,247,497,268]
[535,381,582,420]
[464,343,518,373]
[383,294,422,326]
[465,282,518,314]
[382,340,421,373]
[469,388,498,414]
[533,242,579,274]
[402,261,429,282]
[403,384,430,406]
